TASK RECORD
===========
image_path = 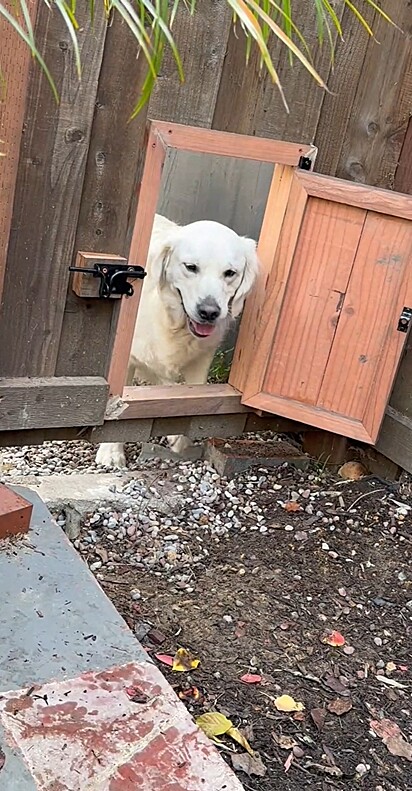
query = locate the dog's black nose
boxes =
[197,302,221,322]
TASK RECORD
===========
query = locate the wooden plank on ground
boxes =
[0,4,108,377]
[55,15,151,379]
[317,1,411,186]
[119,384,249,419]
[149,1,231,127]
[0,377,109,430]
[0,0,38,302]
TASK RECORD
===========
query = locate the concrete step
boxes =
[0,488,244,790]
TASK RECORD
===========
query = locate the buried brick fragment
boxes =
[0,484,32,539]
[205,437,308,478]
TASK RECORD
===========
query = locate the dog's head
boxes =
[150,219,259,338]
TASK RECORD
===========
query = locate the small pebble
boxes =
[343,645,355,655]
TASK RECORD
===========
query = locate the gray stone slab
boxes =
[0,486,147,789]
[0,486,146,691]
[7,472,133,511]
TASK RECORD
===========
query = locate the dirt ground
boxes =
[84,461,412,791]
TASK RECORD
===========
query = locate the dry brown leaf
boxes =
[386,736,412,761]
[231,751,267,777]
[272,733,297,750]
[275,694,305,713]
[371,719,412,761]
[95,545,108,564]
[324,675,350,695]
[338,461,367,480]
[310,707,327,731]
[307,763,343,777]
[327,697,352,716]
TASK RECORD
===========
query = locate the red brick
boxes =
[0,484,32,539]
[0,660,244,790]
[205,437,308,478]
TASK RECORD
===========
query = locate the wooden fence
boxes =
[0,0,411,472]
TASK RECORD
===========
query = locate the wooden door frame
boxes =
[103,120,317,419]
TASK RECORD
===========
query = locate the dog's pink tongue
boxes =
[192,321,215,337]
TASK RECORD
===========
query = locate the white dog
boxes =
[96,214,259,467]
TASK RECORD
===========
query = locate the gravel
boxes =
[1,438,411,600]
[0,440,144,476]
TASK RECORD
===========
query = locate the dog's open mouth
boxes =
[188,319,216,338]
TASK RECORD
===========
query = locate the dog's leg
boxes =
[95,442,127,468]
[95,361,136,468]
[167,353,215,455]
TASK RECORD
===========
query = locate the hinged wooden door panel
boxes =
[230,171,412,443]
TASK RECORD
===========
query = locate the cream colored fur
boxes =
[95,213,259,467]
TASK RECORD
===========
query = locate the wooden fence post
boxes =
[0,0,38,303]
[0,3,108,377]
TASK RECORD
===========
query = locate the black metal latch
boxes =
[397,306,412,333]
[298,155,313,171]
[69,261,146,299]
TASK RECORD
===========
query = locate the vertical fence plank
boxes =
[316,1,411,186]
[0,4,108,377]
[0,0,38,302]
[375,114,412,472]
[148,0,231,128]
[55,16,150,378]
[212,6,343,143]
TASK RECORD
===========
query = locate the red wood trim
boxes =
[152,120,316,165]
[107,125,167,395]
[243,392,373,443]
[297,170,412,220]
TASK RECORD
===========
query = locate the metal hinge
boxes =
[69,261,146,299]
[397,306,412,333]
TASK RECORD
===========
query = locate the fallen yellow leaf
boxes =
[172,647,200,672]
[227,725,254,756]
[275,694,305,713]
[196,712,233,738]
[196,712,255,755]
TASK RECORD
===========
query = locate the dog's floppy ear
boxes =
[147,236,175,285]
[230,237,260,318]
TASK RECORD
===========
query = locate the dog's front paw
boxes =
[167,434,192,455]
[95,443,127,468]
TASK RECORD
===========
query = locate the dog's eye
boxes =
[224,269,236,278]
[184,263,198,274]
